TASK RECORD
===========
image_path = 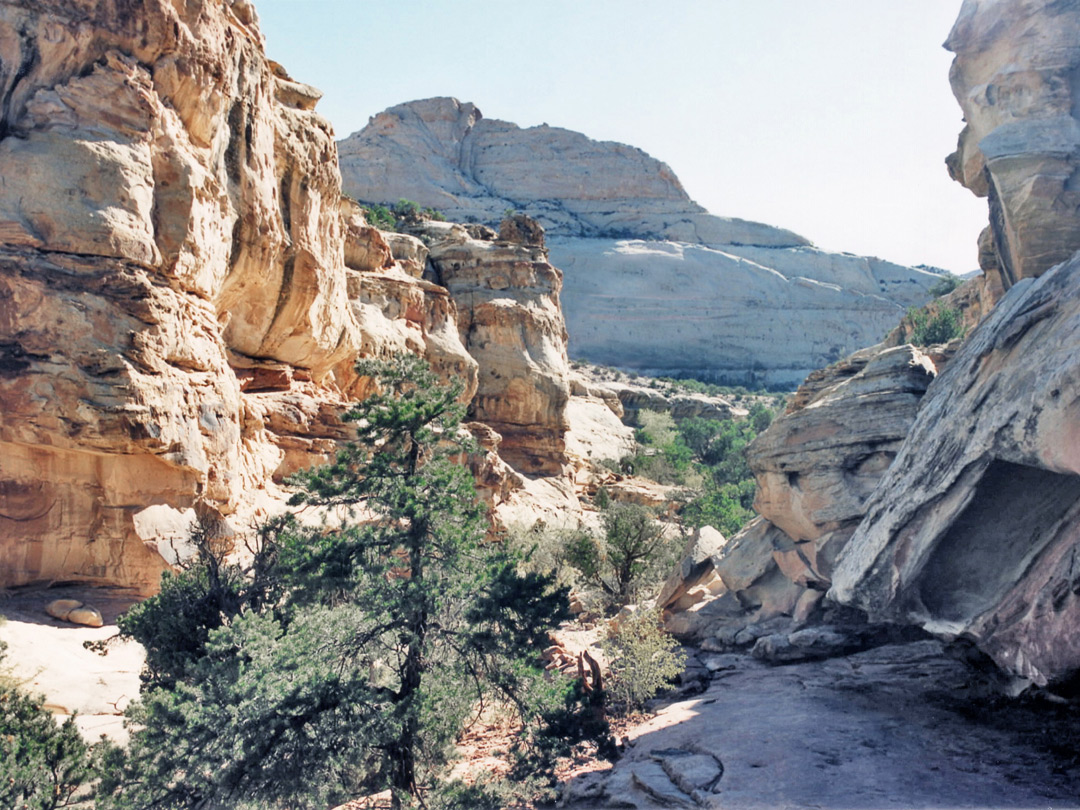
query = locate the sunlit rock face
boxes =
[831,254,1080,686]
[0,1,480,592]
[412,219,572,476]
[339,96,942,387]
[945,0,1080,290]
[661,344,937,643]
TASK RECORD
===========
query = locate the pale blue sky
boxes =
[255,1,986,274]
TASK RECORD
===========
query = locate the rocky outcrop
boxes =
[663,343,938,644]
[946,0,1080,290]
[570,369,744,425]
[339,98,806,248]
[415,220,572,476]
[340,97,943,386]
[831,254,1080,686]
[0,3,579,593]
[748,345,936,544]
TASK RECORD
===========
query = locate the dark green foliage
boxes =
[392,198,421,219]
[907,306,966,346]
[624,405,775,538]
[602,608,686,713]
[103,355,575,810]
[0,642,96,809]
[362,200,445,230]
[928,273,962,299]
[363,203,397,230]
[565,502,676,608]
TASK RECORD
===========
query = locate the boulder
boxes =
[657,526,728,613]
[831,252,1080,686]
[45,598,103,627]
[748,344,936,543]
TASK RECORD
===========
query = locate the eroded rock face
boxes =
[946,0,1080,288]
[0,2,549,594]
[831,254,1080,686]
[749,345,936,544]
[0,0,370,591]
[340,97,942,386]
[417,220,572,475]
[663,344,937,644]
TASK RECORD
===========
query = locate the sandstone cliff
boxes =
[339,97,943,387]
[816,0,1080,687]
[945,0,1080,292]
[0,1,586,593]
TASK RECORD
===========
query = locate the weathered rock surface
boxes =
[831,253,1080,687]
[566,640,1080,808]
[946,0,1080,289]
[417,220,572,475]
[340,97,943,386]
[748,344,936,544]
[339,97,806,248]
[570,369,744,425]
[663,343,938,643]
[0,4,579,593]
[552,238,940,387]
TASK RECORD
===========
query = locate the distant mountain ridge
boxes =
[339,97,942,388]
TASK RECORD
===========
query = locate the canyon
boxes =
[3,0,1080,806]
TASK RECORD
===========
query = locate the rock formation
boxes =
[945,0,1080,291]
[663,342,937,643]
[831,255,1080,686]
[0,1,588,593]
[412,218,572,476]
[817,0,1080,688]
[339,97,944,387]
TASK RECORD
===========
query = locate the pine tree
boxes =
[101,355,574,809]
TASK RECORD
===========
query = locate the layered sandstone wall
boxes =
[0,1,576,592]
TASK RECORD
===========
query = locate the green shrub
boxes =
[928,273,962,299]
[602,607,685,713]
[0,641,98,809]
[566,503,678,610]
[363,203,396,230]
[907,306,966,346]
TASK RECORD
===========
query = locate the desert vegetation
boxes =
[87,357,610,810]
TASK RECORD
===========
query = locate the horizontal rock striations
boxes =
[339,97,943,387]
[946,0,1080,290]
[411,218,572,476]
[0,4,579,592]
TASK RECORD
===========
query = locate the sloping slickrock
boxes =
[831,253,1080,686]
[570,640,1080,809]
[340,97,942,385]
[946,0,1080,288]
[417,220,572,475]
